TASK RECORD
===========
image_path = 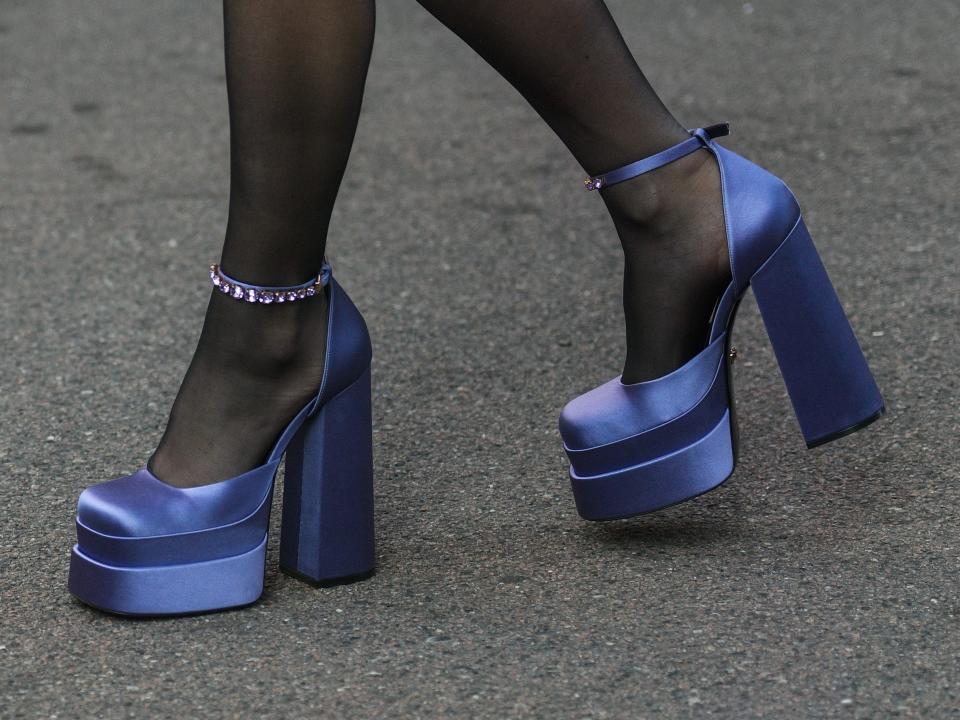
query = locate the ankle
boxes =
[599,149,718,233]
[197,290,329,376]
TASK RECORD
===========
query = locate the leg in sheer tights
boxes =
[150,1,374,488]
[153,1,729,488]
[417,0,730,383]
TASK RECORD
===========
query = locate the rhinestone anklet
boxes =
[209,263,328,304]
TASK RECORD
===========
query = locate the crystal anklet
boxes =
[209,263,328,304]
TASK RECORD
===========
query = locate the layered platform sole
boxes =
[68,534,267,616]
[570,409,734,521]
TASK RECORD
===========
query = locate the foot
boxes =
[148,287,329,488]
[599,148,730,384]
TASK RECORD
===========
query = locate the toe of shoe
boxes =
[76,474,150,537]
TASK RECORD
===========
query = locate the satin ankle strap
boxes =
[210,262,332,304]
[584,122,729,191]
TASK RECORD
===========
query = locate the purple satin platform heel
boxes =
[68,262,375,615]
[561,124,884,521]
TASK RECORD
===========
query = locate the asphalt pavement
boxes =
[1,1,958,718]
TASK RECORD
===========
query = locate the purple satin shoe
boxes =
[68,263,375,615]
[561,124,884,521]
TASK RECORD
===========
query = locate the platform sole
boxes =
[570,409,734,521]
[68,534,267,617]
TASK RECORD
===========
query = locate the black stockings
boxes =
[150,1,374,487]
[416,0,729,383]
[151,0,726,487]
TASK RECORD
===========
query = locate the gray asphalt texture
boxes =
[1,1,958,718]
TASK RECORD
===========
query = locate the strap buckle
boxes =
[694,122,730,143]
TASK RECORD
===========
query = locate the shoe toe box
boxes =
[75,464,277,538]
[76,471,162,537]
[560,339,728,451]
[560,379,629,450]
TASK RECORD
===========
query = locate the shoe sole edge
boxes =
[68,534,267,617]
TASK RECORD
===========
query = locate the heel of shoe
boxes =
[750,218,884,447]
[279,366,375,585]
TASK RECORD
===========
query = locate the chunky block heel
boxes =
[280,366,375,585]
[561,123,883,521]
[68,263,375,616]
[751,218,885,447]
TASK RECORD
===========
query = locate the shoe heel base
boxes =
[280,565,376,588]
[805,405,885,449]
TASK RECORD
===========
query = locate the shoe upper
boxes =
[76,268,371,541]
[713,144,800,294]
[76,464,277,538]
[560,333,728,454]
[560,131,801,455]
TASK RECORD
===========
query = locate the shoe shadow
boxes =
[579,513,745,551]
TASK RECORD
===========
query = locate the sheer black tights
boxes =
[151,0,726,488]
[150,1,374,487]
[415,0,730,383]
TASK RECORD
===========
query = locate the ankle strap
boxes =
[584,123,729,191]
[210,262,331,304]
